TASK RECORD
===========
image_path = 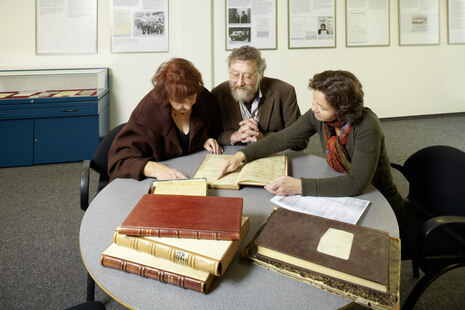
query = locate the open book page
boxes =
[270,195,370,224]
[193,154,243,189]
[237,154,287,185]
[151,178,207,196]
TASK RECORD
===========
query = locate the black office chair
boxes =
[80,123,126,212]
[390,145,465,309]
[79,123,126,302]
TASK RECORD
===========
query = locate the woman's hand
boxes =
[264,176,302,196]
[203,138,223,155]
[217,152,245,179]
[143,161,188,180]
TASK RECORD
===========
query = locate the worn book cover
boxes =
[255,207,389,292]
[101,243,215,293]
[114,217,249,276]
[149,178,207,196]
[118,194,243,240]
[242,207,400,310]
[193,153,288,190]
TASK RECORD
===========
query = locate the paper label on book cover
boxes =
[174,250,190,266]
[317,228,353,260]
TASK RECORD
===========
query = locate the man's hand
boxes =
[264,176,302,196]
[217,152,245,179]
[203,138,223,155]
[230,118,264,144]
[143,161,188,180]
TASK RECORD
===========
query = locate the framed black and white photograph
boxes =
[448,0,465,44]
[399,0,439,46]
[36,0,97,54]
[346,0,390,47]
[111,0,168,53]
[288,0,336,49]
[226,0,277,50]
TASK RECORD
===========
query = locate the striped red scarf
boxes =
[323,120,352,173]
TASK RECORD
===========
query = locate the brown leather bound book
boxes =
[118,194,243,240]
[254,207,390,294]
[101,243,215,293]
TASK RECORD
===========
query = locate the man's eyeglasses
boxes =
[230,71,257,82]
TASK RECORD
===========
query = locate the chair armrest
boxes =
[80,160,91,212]
[418,215,465,257]
[390,162,407,178]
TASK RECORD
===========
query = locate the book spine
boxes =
[118,227,240,241]
[113,233,220,275]
[100,255,207,293]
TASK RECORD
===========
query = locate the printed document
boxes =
[270,195,370,224]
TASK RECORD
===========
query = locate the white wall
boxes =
[1,0,464,128]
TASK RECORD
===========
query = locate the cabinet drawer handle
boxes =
[61,109,79,112]
[0,112,3,115]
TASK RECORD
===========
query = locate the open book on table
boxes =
[193,153,288,190]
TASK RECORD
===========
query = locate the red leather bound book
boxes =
[100,244,215,293]
[118,194,243,240]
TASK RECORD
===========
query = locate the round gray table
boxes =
[80,146,399,309]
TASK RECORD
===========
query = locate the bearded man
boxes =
[212,45,305,147]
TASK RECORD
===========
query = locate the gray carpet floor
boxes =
[1,113,464,310]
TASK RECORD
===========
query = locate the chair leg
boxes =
[87,272,95,302]
[411,258,420,278]
[402,264,464,310]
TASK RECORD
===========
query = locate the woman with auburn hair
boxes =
[217,70,406,229]
[108,58,223,181]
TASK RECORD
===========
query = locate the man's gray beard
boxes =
[230,83,259,103]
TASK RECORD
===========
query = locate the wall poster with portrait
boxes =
[288,0,336,48]
[398,0,439,46]
[226,0,277,50]
[111,0,168,53]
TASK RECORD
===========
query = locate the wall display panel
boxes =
[288,0,336,48]
[35,0,97,54]
[225,0,277,50]
[346,0,390,47]
[111,0,168,53]
[448,0,465,44]
[398,0,439,46]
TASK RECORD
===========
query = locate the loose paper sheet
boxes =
[53,90,81,97]
[317,228,354,260]
[270,195,369,224]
